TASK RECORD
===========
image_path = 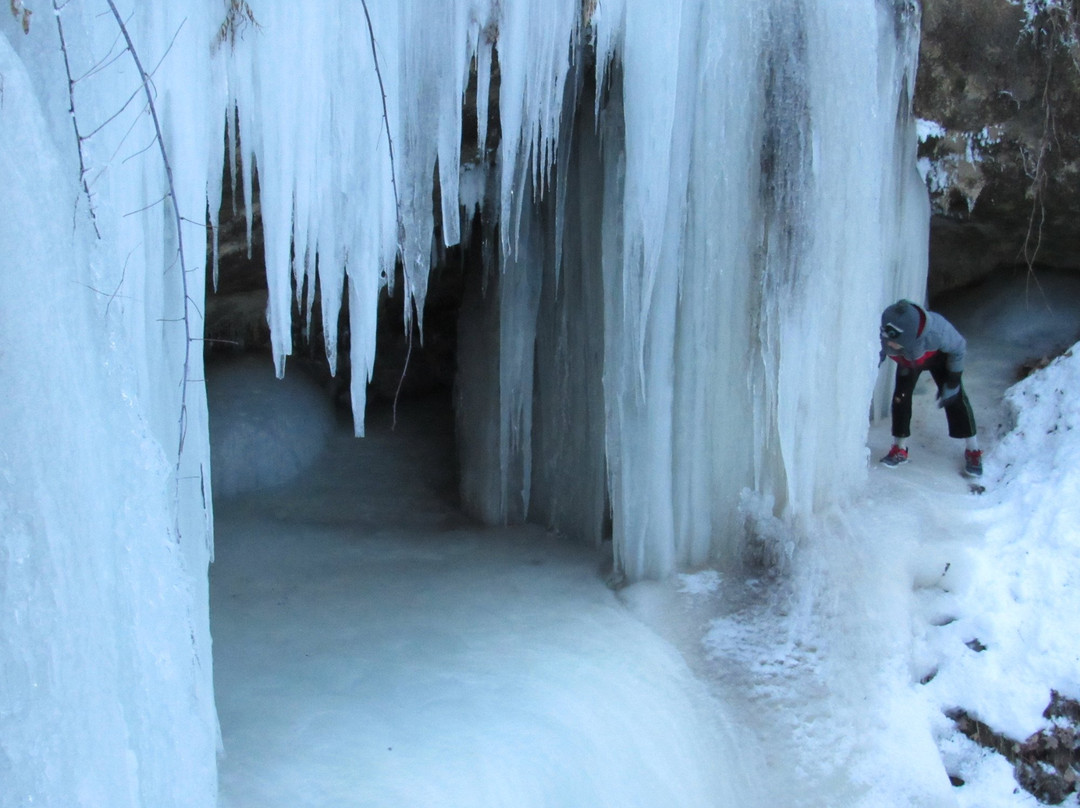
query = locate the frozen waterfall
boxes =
[457,0,929,578]
[2,0,927,804]
[219,0,927,577]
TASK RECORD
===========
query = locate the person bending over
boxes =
[879,299,982,478]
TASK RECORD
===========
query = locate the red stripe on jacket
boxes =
[891,350,939,369]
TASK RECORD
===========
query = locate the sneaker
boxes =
[963,449,983,478]
[880,444,909,467]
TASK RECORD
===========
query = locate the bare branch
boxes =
[104,2,196,505]
[53,0,101,238]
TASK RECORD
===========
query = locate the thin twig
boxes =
[104,99,152,165]
[358,0,403,255]
[147,22,185,85]
[123,189,169,214]
[185,294,205,322]
[358,0,413,427]
[1021,48,1054,274]
[106,248,134,317]
[81,82,146,140]
[392,323,414,430]
[121,134,161,164]
[53,0,101,238]
[72,42,127,84]
[71,279,131,301]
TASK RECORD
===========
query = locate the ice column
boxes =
[457,48,609,543]
[601,0,928,578]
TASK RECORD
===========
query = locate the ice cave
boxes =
[12,1,1078,806]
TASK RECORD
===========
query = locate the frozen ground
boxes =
[211,390,756,807]
[210,269,1080,808]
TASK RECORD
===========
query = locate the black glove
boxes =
[937,372,962,408]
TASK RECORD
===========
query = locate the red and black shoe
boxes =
[963,449,983,478]
[880,444,909,467]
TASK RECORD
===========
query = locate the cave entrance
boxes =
[202,150,652,807]
[203,50,614,548]
[203,197,482,563]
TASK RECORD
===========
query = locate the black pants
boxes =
[891,357,977,440]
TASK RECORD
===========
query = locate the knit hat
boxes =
[880,299,922,354]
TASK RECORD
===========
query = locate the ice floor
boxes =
[210,269,1080,808]
[210,396,756,807]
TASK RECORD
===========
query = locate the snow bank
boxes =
[928,344,1080,742]
[207,358,337,499]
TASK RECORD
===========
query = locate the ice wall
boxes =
[621,0,925,578]
[2,3,221,805]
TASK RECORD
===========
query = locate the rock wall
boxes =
[916,0,1080,296]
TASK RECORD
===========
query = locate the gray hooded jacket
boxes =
[880,300,966,373]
